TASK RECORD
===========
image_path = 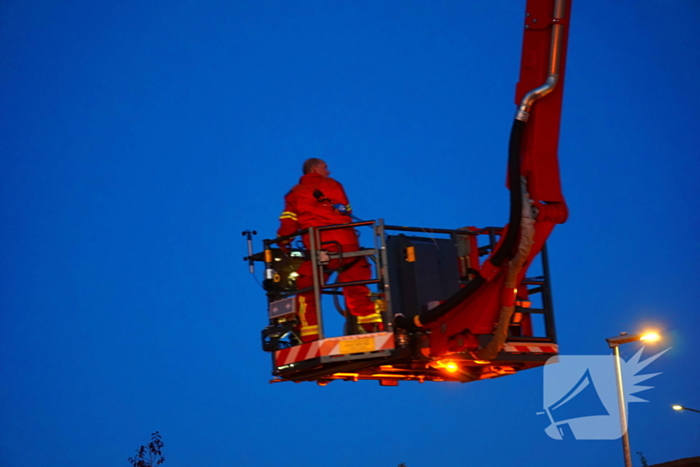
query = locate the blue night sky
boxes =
[2,1,699,466]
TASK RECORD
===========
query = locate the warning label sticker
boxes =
[338,337,375,355]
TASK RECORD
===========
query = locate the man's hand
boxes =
[278,241,291,255]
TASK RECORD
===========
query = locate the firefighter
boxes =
[277,158,382,343]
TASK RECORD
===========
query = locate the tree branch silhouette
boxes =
[128,431,165,467]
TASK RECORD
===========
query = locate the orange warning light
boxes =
[429,359,461,373]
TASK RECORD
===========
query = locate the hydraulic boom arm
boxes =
[410,0,571,363]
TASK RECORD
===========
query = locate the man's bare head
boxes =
[302,158,330,177]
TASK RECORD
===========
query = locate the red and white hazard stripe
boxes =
[275,341,322,367]
[503,342,558,354]
[275,332,394,367]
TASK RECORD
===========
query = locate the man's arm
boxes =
[338,183,352,215]
[277,193,299,251]
[323,178,352,217]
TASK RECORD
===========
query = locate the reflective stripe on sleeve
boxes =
[279,211,298,220]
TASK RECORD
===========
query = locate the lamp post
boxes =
[606,331,660,467]
[672,405,700,413]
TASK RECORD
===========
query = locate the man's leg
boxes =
[294,261,320,343]
[337,255,383,332]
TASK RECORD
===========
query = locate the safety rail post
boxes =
[308,226,325,340]
[487,228,497,250]
[377,219,394,333]
[540,243,557,343]
[370,220,381,288]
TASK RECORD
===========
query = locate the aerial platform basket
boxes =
[247,219,558,386]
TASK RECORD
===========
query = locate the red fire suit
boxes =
[278,173,380,342]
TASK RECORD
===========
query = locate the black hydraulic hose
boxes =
[409,118,526,328]
[412,275,486,326]
[491,118,526,267]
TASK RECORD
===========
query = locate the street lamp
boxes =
[672,405,700,413]
[606,331,661,467]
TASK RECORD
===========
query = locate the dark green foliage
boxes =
[128,432,165,467]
